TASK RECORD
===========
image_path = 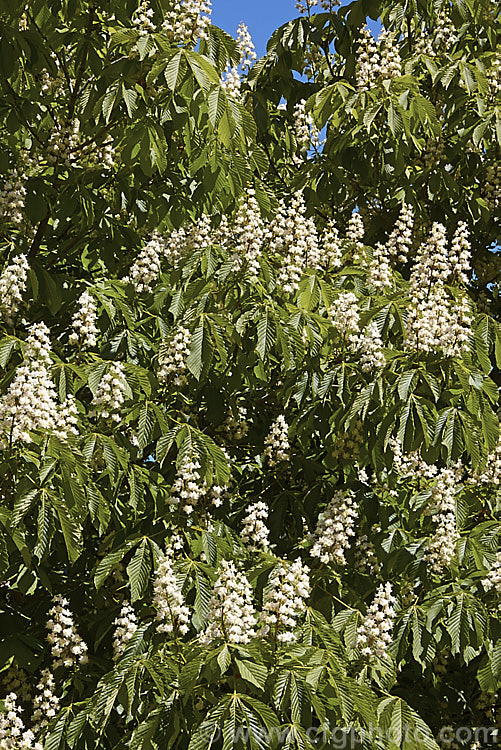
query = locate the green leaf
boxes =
[235,659,268,691]
[127,538,151,602]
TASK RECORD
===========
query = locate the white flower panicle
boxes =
[47,120,80,167]
[0,254,29,323]
[46,595,88,670]
[473,435,501,485]
[296,0,340,12]
[390,438,438,479]
[169,456,206,514]
[424,466,460,574]
[322,220,343,269]
[329,291,360,335]
[231,189,264,276]
[356,582,397,658]
[386,203,414,263]
[271,193,321,291]
[218,404,249,442]
[263,415,290,467]
[132,1,156,34]
[293,99,323,157]
[236,23,257,71]
[356,26,401,90]
[153,551,190,635]
[354,533,381,575]
[378,30,402,79]
[368,242,392,290]
[0,323,78,448]
[112,601,138,660]
[158,326,191,384]
[69,290,99,347]
[125,232,162,292]
[449,221,471,284]
[0,692,43,750]
[310,491,358,565]
[433,9,458,50]
[345,212,365,264]
[241,501,270,550]
[349,320,385,371]
[261,558,311,643]
[162,0,212,44]
[484,164,500,212]
[481,552,501,594]
[31,669,60,736]
[405,223,472,356]
[200,560,257,645]
[220,66,241,98]
[0,168,27,225]
[90,362,127,421]
[82,135,116,170]
[331,418,363,461]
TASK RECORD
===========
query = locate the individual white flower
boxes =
[46,595,88,670]
[31,669,60,736]
[69,290,99,347]
[157,326,191,385]
[200,560,256,645]
[112,601,138,660]
[263,415,290,467]
[152,550,190,635]
[89,362,127,422]
[0,254,29,323]
[124,232,163,292]
[310,491,358,565]
[0,691,44,749]
[329,292,360,335]
[169,455,206,514]
[356,582,397,658]
[349,320,385,371]
[481,552,501,594]
[261,558,310,642]
[162,0,212,44]
[241,501,270,550]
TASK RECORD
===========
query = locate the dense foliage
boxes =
[0,1,499,749]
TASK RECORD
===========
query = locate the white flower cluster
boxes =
[433,10,458,51]
[46,595,88,669]
[484,164,500,212]
[47,120,80,167]
[473,435,501,485]
[0,668,32,703]
[481,552,501,594]
[390,438,438,479]
[231,189,265,276]
[331,419,363,461]
[39,67,65,97]
[90,362,127,421]
[424,467,459,574]
[354,533,381,575]
[0,692,43,750]
[169,455,206,514]
[296,0,340,13]
[345,212,365,264]
[124,232,162,292]
[152,550,190,635]
[132,1,156,34]
[349,320,385,371]
[405,222,472,356]
[356,582,397,658]
[0,323,78,448]
[386,203,414,263]
[220,66,241,98]
[293,99,323,158]
[355,27,401,90]
[322,220,343,269]
[236,23,257,71]
[241,501,269,550]
[0,255,29,323]
[449,221,471,285]
[162,0,212,44]
[261,558,310,642]
[263,415,290,467]
[310,491,358,565]
[368,242,392,290]
[0,168,27,225]
[112,601,138,660]
[200,559,256,645]
[270,192,320,292]
[158,326,191,384]
[82,135,116,171]
[69,290,99,347]
[329,291,360,335]
[31,669,60,735]
[218,404,249,442]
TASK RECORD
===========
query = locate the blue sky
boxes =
[211,0,380,59]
